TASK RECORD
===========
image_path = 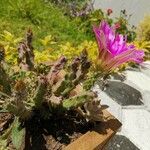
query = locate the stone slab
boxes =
[93,85,122,122]
[140,61,150,77]
[104,134,140,150]
[142,91,150,111]
[124,70,150,92]
[121,109,150,150]
[104,81,143,106]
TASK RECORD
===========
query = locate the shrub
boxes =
[114,9,136,42]
[72,8,136,42]
[0,0,90,45]
[137,15,150,41]
[0,30,98,65]
[134,40,150,60]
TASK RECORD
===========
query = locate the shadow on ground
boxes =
[104,135,140,150]
[103,81,143,106]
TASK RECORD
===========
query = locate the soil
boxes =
[0,110,95,150]
[0,113,13,133]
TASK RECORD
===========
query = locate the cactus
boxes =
[17,29,34,71]
[0,46,11,94]
[53,50,91,98]
[0,30,106,150]
[62,91,96,109]
[33,75,48,108]
[0,45,5,62]
[6,80,32,120]
[76,98,108,122]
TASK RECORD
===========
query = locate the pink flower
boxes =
[114,22,121,29]
[107,9,113,16]
[93,21,144,72]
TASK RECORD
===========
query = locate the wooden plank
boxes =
[64,110,122,150]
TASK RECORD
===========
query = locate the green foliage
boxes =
[33,76,48,108]
[73,9,109,37]
[134,40,150,60]
[48,0,89,13]
[0,31,22,64]
[0,30,98,65]
[69,8,136,42]
[133,17,150,59]
[0,0,90,45]
[114,10,136,42]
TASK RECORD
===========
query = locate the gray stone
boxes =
[93,85,122,122]
[140,61,150,78]
[104,135,140,150]
[110,72,126,81]
[142,91,150,111]
[121,109,150,150]
[124,70,150,92]
[93,67,150,150]
[103,81,143,106]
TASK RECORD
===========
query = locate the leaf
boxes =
[3,30,14,41]
[0,109,9,113]
[0,139,8,150]
[11,118,25,150]
[14,37,23,44]
[0,122,14,149]
[39,35,53,46]
[0,91,11,98]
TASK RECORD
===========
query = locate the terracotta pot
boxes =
[64,110,122,150]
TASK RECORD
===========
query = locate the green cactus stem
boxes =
[55,57,80,96]
[61,51,91,98]
[62,91,96,109]
[33,76,48,108]
[6,80,32,120]
[7,103,32,120]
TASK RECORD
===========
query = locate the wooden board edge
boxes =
[64,110,122,150]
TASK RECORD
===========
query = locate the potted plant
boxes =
[0,21,144,150]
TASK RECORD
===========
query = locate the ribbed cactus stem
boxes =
[69,57,80,80]
[0,66,11,94]
[7,103,32,120]
[0,46,11,94]
[53,75,70,96]
[62,91,96,109]
[0,45,5,62]
[6,80,31,120]
[33,76,48,108]
[17,29,34,71]
[47,56,67,85]
[26,28,33,51]
[61,51,91,97]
